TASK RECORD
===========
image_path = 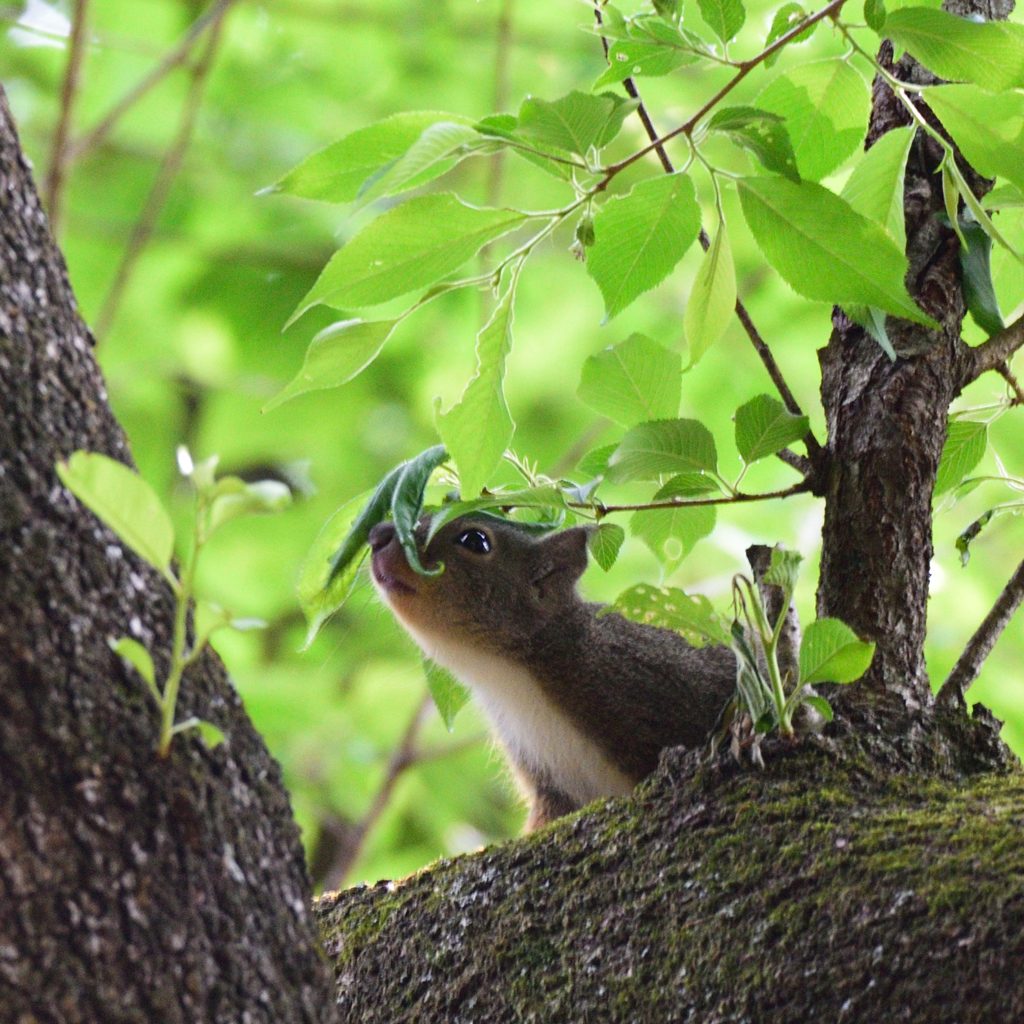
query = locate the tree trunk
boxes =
[0,89,336,1024]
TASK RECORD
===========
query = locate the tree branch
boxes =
[93,19,224,339]
[43,0,91,237]
[964,315,1024,389]
[576,480,811,515]
[70,0,237,162]
[938,555,1024,705]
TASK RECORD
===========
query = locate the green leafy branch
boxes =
[56,449,291,756]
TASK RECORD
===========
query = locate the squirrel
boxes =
[367,515,736,831]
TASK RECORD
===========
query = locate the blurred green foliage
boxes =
[3,0,1023,889]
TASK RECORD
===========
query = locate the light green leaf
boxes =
[706,106,800,183]
[391,445,449,577]
[684,221,737,368]
[438,283,517,500]
[206,479,291,535]
[271,111,462,202]
[293,194,527,321]
[424,660,471,732]
[577,333,682,427]
[992,206,1024,314]
[109,637,159,704]
[588,173,702,320]
[630,504,716,570]
[593,40,691,89]
[883,8,1024,94]
[697,0,745,44]
[589,522,626,571]
[799,617,875,685]
[194,599,232,642]
[864,0,886,32]
[801,694,834,722]
[653,473,720,498]
[924,86,1024,193]
[840,126,914,250]
[986,184,1024,209]
[517,90,637,155]
[56,452,174,577]
[607,418,718,482]
[264,319,399,412]
[756,60,869,182]
[764,3,816,69]
[737,176,937,327]
[196,721,226,749]
[606,582,731,646]
[577,444,620,479]
[425,484,568,544]
[735,394,809,463]
[762,546,804,592]
[935,420,987,497]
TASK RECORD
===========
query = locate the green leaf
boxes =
[577,333,682,427]
[762,546,804,592]
[425,484,568,544]
[961,219,1005,337]
[589,522,626,571]
[734,394,809,463]
[437,283,517,500]
[577,444,620,478]
[391,445,450,577]
[956,508,995,565]
[764,3,816,69]
[801,694,834,722]
[264,318,399,412]
[684,221,737,367]
[56,452,174,577]
[840,126,914,250]
[292,194,527,321]
[883,8,1024,94]
[607,583,730,645]
[300,489,373,647]
[925,85,1024,193]
[516,91,637,156]
[606,418,718,482]
[935,420,987,497]
[593,40,691,89]
[588,173,702,320]
[109,637,159,704]
[424,660,471,732]
[272,111,463,203]
[706,106,800,183]
[755,60,869,182]
[737,176,937,327]
[986,184,1024,209]
[844,305,897,362]
[196,721,226,749]
[697,0,745,44]
[653,473,720,498]
[630,504,716,570]
[205,478,292,535]
[799,617,875,685]
[992,206,1024,314]
[864,0,886,32]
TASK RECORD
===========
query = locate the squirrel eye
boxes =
[454,528,491,555]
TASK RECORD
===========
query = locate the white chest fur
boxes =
[402,625,634,807]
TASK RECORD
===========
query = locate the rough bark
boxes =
[0,89,336,1024]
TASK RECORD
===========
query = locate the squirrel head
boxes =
[368,515,591,656]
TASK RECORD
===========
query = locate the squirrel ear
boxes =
[532,526,591,599]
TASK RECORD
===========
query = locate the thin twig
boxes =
[44,0,91,236]
[938,555,1024,704]
[997,362,1024,406]
[577,480,811,515]
[70,0,237,161]
[965,314,1024,387]
[93,20,224,339]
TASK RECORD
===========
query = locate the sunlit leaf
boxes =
[588,522,626,571]
[593,39,692,89]
[517,90,638,155]
[764,3,816,68]
[684,221,737,367]
[606,418,718,482]
[630,504,717,570]
[697,0,745,44]
[577,333,682,427]
[606,582,730,646]
[56,452,174,577]
[935,420,987,497]
[956,508,995,565]
[840,126,914,250]
[799,617,875,685]
[734,394,809,463]
[424,659,471,732]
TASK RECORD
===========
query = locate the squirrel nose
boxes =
[368,521,396,552]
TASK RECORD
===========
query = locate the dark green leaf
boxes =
[707,106,800,183]
[392,445,450,576]
[326,467,405,585]
[935,420,987,497]
[424,659,471,731]
[734,394,809,463]
[956,508,995,565]
[606,583,731,645]
[425,485,568,544]
[961,219,1005,336]
[606,418,718,482]
[588,522,626,571]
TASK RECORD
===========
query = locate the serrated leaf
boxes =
[589,523,626,571]
[685,221,737,367]
[110,637,159,703]
[607,582,730,645]
[935,420,987,497]
[206,479,291,535]
[799,617,875,685]
[588,173,702,320]
[577,444,620,478]
[883,8,1024,94]
[654,473,720,498]
[737,176,937,327]
[292,194,527,321]
[707,106,800,183]
[607,418,718,482]
[577,333,682,427]
[756,60,869,182]
[735,394,809,463]
[424,659,471,732]
[425,485,568,544]
[961,219,1005,337]
[924,85,1024,194]
[864,0,886,32]
[697,0,745,44]
[57,452,174,577]
[763,546,804,592]
[840,126,914,250]
[764,3,816,69]
[594,39,692,89]
[630,504,716,570]
[516,91,637,156]
[272,111,463,203]
[264,318,399,412]
[992,206,1024,315]
[391,445,449,577]
[438,283,517,499]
